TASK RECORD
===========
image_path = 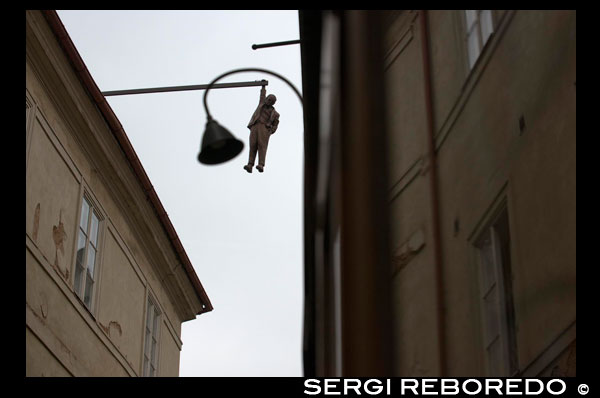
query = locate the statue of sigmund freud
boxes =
[244,83,280,173]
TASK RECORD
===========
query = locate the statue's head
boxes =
[266,94,277,106]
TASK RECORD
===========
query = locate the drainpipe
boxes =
[419,10,447,377]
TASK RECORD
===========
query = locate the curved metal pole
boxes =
[203,68,303,120]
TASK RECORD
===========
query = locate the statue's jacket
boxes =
[247,87,280,134]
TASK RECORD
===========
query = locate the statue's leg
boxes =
[257,124,270,169]
[247,128,258,166]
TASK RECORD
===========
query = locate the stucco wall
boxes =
[26,10,190,376]
[384,10,576,376]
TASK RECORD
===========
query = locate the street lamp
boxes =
[198,67,303,165]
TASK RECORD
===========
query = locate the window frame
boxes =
[26,91,37,166]
[473,203,519,376]
[143,294,162,377]
[464,10,495,69]
[72,191,104,314]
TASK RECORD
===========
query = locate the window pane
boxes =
[465,10,477,29]
[143,357,149,377]
[84,273,94,308]
[146,302,154,329]
[151,338,157,364]
[478,232,496,293]
[90,211,100,247]
[76,230,87,267]
[144,328,151,356]
[86,246,96,278]
[480,10,494,44]
[74,264,84,296]
[468,30,480,68]
[483,286,500,342]
[153,311,159,337]
[80,198,90,231]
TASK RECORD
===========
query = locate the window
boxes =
[26,99,31,127]
[74,195,102,310]
[465,10,494,68]
[475,206,518,376]
[143,297,161,377]
[26,95,35,155]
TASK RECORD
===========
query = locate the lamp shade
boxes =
[197,119,244,165]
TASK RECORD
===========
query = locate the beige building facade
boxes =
[26,10,212,377]
[298,10,575,377]
[384,10,576,376]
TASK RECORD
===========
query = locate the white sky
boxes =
[56,10,304,377]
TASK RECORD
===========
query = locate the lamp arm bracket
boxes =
[203,68,303,119]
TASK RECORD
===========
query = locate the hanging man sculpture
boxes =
[244,82,280,173]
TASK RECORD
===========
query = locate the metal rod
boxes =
[203,68,303,120]
[101,80,268,97]
[252,39,301,50]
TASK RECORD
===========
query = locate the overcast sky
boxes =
[56,10,304,377]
